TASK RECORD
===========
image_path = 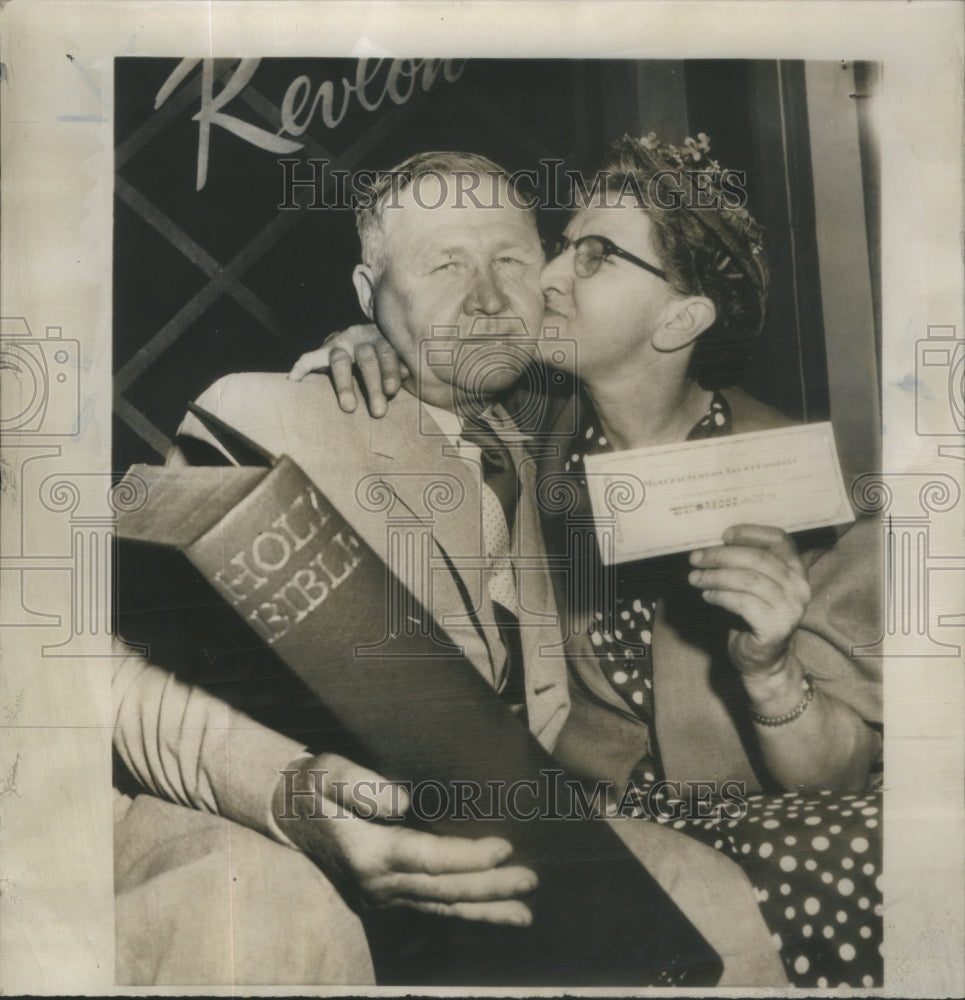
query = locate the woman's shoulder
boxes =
[720,386,798,433]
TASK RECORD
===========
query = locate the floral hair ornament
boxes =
[628,132,770,327]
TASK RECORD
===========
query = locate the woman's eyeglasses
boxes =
[550,234,668,282]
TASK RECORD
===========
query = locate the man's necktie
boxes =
[458,416,518,529]
[459,416,525,708]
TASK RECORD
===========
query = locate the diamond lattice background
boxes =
[113,58,830,475]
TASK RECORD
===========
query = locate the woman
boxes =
[293,134,883,987]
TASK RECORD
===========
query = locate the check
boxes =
[584,422,855,563]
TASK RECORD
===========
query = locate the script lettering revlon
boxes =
[157,58,466,190]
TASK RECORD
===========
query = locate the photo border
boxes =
[1,2,962,995]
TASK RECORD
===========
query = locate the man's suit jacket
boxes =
[113,374,789,988]
[176,371,571,751]
[115,371,572,841]
[539,386,884,794]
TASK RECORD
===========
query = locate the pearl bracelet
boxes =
[751,672,815,727]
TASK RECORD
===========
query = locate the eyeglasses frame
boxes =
[552,233,669,282]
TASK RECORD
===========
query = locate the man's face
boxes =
[355,173,545,410]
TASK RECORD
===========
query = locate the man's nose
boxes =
[464,265,510,315]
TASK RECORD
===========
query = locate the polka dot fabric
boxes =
[567,389,881,985]
[624,783,883,987]
[588,595,657,728]
[570,392,732,765]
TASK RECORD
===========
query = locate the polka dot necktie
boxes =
[460,416,519,533]
[460,417,523,701]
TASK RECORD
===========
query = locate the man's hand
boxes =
[688,524,811,679]
[272,753,537,926]
[288,323,408,417]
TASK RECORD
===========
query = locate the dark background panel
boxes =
[113,57,833,474]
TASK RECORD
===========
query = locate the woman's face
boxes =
[539,202,676,383]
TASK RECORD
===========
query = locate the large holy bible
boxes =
[115,404,722,987]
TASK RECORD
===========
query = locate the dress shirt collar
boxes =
[418,397,532,448]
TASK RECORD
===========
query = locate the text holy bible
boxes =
[114,404,722,987]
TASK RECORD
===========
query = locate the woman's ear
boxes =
[352,265,376,321]
[653,296,716,352]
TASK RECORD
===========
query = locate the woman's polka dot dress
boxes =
[569,392,882,987]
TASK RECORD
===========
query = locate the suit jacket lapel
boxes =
[510,443,570,747]
[179,378,570,750]
[372,398,570,748]
[177,378,502,687]
[366,393,504,687]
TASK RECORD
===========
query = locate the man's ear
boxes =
[352,264,376,321]
[653,296,716,353]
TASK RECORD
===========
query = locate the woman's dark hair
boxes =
[591,135,769,390]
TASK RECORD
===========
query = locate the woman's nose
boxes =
[539,250,573,295]
[464,266,510,315]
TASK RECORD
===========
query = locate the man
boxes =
[114,152,786,986]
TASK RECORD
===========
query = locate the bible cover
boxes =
[115,406,723,987]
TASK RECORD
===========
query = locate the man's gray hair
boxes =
[355,151,527,273]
